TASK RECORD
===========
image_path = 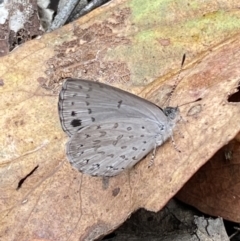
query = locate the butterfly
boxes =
[58,78,179,176]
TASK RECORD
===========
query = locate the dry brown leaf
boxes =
[1,0,240,240]
[177,134,240,222]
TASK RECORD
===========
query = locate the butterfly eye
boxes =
[163,107,179,120]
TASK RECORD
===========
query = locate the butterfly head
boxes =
[163,107,179,122]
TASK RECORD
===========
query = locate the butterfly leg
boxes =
[171,135,181,153]
[148,143,157,168]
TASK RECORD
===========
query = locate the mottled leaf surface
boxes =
[1,0,240,240]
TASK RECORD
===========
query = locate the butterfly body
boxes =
[58,78,179,176]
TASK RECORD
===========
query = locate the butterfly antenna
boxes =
[166,54,186,106]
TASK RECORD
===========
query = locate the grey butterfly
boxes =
[58,78,179,176]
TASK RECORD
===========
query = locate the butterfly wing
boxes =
[66,119,167,176]
[58,78,168,137]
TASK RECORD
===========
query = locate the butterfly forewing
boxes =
[58,78,168,137]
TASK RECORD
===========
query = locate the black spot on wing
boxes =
[113,123,118,128]
[159,124,164,130]
[117,135,123,140]
[113,140,118,146]
[89,163,100,171]
[93,140,101,144]
[83,159,89,164]
[107,154,114,158]
[71,119,82,127]
[71,111,76,116]
[99,131,106,137]
[112,134,123,146]
[117,100,123,108]
[94,163,100,168]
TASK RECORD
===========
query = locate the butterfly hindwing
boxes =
[66,119,166,176]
